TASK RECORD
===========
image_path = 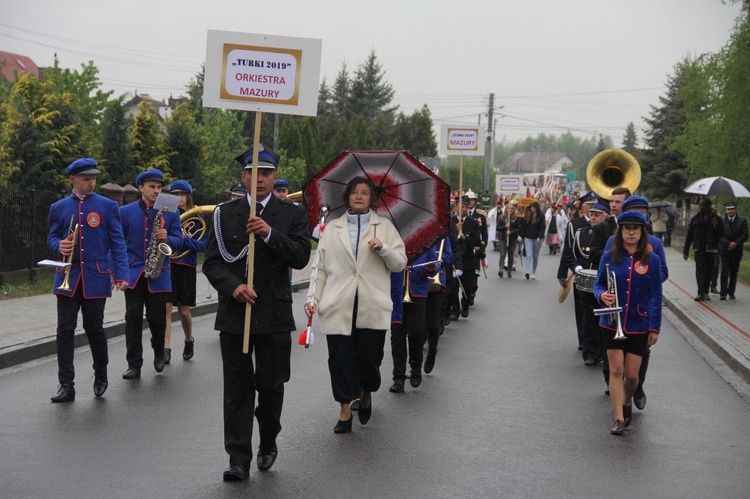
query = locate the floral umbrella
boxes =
[302,150,452,261]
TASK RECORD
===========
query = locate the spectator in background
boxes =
[719,200,748,300]
[684,197,725,302]
[650,207,669,243]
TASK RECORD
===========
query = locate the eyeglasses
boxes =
[622,225,642,232]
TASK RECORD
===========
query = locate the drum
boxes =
[574,269,597,293]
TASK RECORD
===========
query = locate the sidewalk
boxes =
[660,247,750,400]
[1,251,749,400]
[0,263,311,370]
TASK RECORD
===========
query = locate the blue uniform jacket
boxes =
[408,248,440,298]
[390,272,403,324]
[594,250,663,334]
[48,192,129,298]
[429,237,454,289]
[605,233,668,282]
[120,200,183,292]
[172,208,208,268]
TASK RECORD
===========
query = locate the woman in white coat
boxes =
[304,177,407,433]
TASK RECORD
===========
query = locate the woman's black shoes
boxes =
[358,401,372,425]
[334,415,353,434]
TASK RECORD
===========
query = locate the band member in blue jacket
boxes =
[119,169,183,380]
[164,180,207,363]
[390,247,439,391]
[424,236,453,374]
[604,195,669,411]
[594,211,662,436]
[47,158,129,402]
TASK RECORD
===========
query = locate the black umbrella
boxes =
[648,200,672,209]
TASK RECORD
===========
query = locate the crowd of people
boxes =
[45,149,747,481]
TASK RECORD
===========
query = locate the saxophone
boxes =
[143,207,172,279]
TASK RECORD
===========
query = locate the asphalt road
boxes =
[1,253,749,498]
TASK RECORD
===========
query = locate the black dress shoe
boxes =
[164,348,171,365]
[358,400,372,425]
[584,358,595,366]
[50,384,75,403]
[257,447,278,471]
[720,295,726,300]
[442,316,451,326]
[349,398,361,411]
[694,294,705,302]
[223,464,249,481]
[729,295,736,300]
[449,313,459,321]
[122,367,141,379]
[409,370,422,388]
[93,373,108,397]
[460,306,469,318]
[424,353,436,374]
[183,339,194,360]
[610,419,625,436]
[623,404,633,428]
[389,379,404,393]
[154,353,167,373]
[704,295,711,301]
[711,286,720,294]
[633,390,647,410]
[334,416,353,434]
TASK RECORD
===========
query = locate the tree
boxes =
[49,59,112,157]
[332,62,350,116]
[100,95,134,184]
[165,103,204,187]
[348,50,398,126]
[640,58,693,200]
[0,72,83,193]
[131,101,171,174]
[197,108,247,196]
[672,3,750,194]
[622,122,638,153]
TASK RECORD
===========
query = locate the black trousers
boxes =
[579,289,603,362]
[461,268,479,308]
[572,287,585,349]
[326,327,386,403]
[425,291,446,354]
[55,288,107,385]
[693,250,717,296]
[220,331,291,467]
[446,274,460,316]
[720,251,742,296]
[392,297,427,379]
[124,276,167,368]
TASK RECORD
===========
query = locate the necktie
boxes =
[256,202,263,216]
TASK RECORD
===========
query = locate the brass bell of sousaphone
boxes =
[172,205,216,260]
[586,149,641,200]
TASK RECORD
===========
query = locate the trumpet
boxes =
[428,239,446,292]
[402,269,413,303]
[58,215,79,291]
[593,263,626,340]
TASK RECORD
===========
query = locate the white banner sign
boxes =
[498,176,521,192]
[203,30,322,116]
[439,125,486,156]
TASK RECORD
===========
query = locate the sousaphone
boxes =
[586,149,641,200]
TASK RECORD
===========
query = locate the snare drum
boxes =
[574,269,597,293]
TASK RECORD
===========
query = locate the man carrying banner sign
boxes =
[202,30,320,481]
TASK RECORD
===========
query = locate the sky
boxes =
[0,0,742,148]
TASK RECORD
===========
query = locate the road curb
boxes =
[0,280,309,371]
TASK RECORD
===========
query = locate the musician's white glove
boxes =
[452,269,463,278]
[574,265,583,275]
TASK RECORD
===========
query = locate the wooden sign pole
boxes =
[243,111,263,354]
